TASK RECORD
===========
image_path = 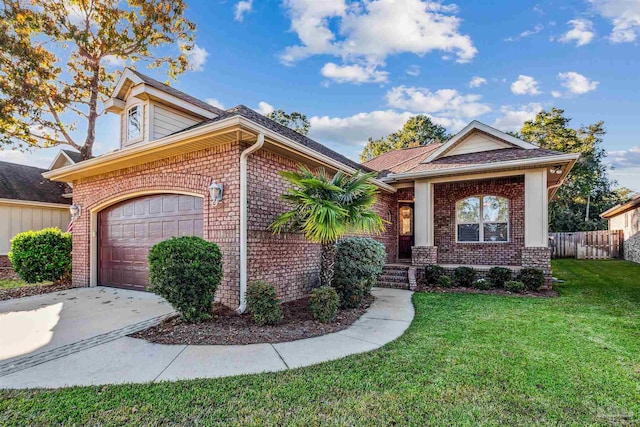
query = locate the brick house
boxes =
[601,194,640,263]
[44,68,578,309]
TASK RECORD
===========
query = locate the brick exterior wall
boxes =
[412,246,437,265]
[433,176,525,266]
[522,247,552,287]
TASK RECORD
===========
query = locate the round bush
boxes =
[453,266,476,287]
[487,267,512,288]
[519,268,545,291]
[504,280,525,293]
[474,278,492,290]
[246,281,282,325]
[438,275,452,288]
[334,237,386,307]
[309,286,340,323]
[9,227,71,283]
[148,236,222,323]
[424,264,445,285]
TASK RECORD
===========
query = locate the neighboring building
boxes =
[601,194,640,263]
[43,68,579,308]
[0,160,73,278]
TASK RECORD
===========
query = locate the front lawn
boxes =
[0,279,52,290]
[1,260,639,425]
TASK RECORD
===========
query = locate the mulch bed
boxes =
[0,279,80,302]
[416,285,558,297]
[130,294,374,345]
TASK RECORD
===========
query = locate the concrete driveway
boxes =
[0,287,174,375]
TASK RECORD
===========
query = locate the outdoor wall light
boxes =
[209,181,224,206]
[69,203,82,221]
[549,166,563,175]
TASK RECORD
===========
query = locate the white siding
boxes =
[0,203,70,254]
[152,104,201,140]
[445,132,512,157]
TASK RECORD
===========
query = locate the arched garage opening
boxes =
[97,193,203,290]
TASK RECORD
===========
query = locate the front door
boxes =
[398,203,414,260]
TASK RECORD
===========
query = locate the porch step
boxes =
[377,265,411,290]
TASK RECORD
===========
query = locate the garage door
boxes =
[98,194,203,290]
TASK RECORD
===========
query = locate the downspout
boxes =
[237,133,265,313]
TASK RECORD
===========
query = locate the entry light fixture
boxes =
[549,165,563,175]
[209,181,224,206]
[69,203,82,221]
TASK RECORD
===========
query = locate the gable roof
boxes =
[601,193,640,218]
[362,144,442,175]
[61,149,82,163]
[49,149,84,171]
[0,161,71,205]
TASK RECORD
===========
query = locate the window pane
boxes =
[399,206,413,236]
[458,224,480,242]
[127,106,141,140]
[483,222,508,242]
[483,196,508,222]
[456,197,480,223]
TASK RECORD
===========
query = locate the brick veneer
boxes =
[0,255,17,279]
[433,176,525,266]
[412,246,437,265]
[522,247,552,287]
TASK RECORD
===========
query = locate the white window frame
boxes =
[126,104,143,143]
[456,195,510,244]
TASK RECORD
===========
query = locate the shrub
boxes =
[309,286,340,323]
[424,264,445,285]
[473,278,492,290]
[9,227,71,283]
[453,266,476,287]
[246,281,282,325]
[148,236,223,323]
[438,275,452,288]
[505,280,525,293]
[519,268,545,291]
[334,237,386,306]
[487,267,512,288]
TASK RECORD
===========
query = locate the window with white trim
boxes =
[127,105,142,141]
[456,195,509,242]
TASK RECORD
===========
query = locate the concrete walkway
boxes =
[0,287,413,389]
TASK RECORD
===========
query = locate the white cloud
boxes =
[607,146,640,169]
[492,103,543,132]
[551,91,562,98]
[234,0,253,22]
[386,86,492,120]
[590,0,640,42]
[256,101,275,115]
[505,24,543,41]
[184,44,209,72]
[321,62,389,84]
[559,19,595,46]
[103,55,127,68]
[469,76,487,88]
[558,71,599,94]
[281,0,476,80]
[406,65,421,76]
[0,150,28,165]
[510,75,541,95]
[206,98,225,109]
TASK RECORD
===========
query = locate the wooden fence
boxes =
[549,230,624,259]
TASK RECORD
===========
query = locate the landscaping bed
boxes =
[0,278,79,301]
[131,294,374,345]
[416,284,558,297]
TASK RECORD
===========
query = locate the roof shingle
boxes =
[0,161,71,204]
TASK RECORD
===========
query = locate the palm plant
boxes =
[270,166,385,287]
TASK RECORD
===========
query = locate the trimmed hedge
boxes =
[505,280,525,293]
[246,281,282,325]
[334,237,386,308]
[148,236,223,323]
[438,275,452,288]
[519,268,545,291]
[9,228,71,283]
[424,265,445,285]
[473,278,492,290]
[309,286,340,323]
[453,266,476,287]
[487,267,512,288]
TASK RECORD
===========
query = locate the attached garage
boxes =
[98,194,203,290]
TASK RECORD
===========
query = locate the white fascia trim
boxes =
[48,150,76,171]
[238,119,397,194]
[130,85,218,120]
[423,120,538,163]
[0,198,71,209]
[383,153,581,182]
[111,69,143,99]
[104,98,126,114]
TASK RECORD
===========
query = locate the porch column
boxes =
[524,169,552,287]
[413,180,437,265]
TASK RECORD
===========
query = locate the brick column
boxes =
[522,247,552,288]
[412,246,438,265]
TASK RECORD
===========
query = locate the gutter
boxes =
[237,133,265,313]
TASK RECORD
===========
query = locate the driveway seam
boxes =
[270,344,290,369]
[152,344,189,382]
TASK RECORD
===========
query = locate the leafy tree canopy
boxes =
[266,109,310,135]
[0,0,198,160]
[518,108,631,231]
[360,115,451,162]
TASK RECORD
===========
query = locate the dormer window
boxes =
[127,105,142,141]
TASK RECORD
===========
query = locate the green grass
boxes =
[0,279,52,290]
[1,259,639,426]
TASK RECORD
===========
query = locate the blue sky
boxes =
[3,0,639,191]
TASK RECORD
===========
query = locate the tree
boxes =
[266,109,310,135]
[0,0,197,160]
[270,167,385,287]
[360,115,450,162]
[519,108,630,231]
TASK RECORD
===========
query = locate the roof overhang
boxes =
[42,116,396,193]
[48,150,78,171]
[601,195,640,218]
[0,198,71,209]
